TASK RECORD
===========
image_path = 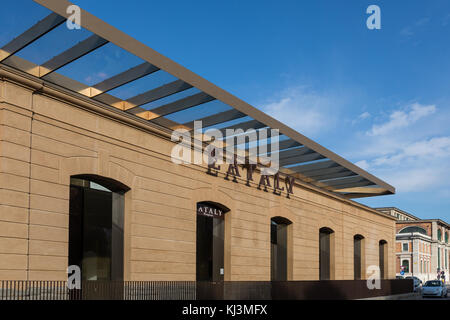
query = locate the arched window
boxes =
[399,226,427,235]
[319,227,335,280]
[379,240,388,279]
[271,217,292,281]
[353,235,365,280]
[438,229,442,241]
[69,175,129,281]
[445,232,449,244]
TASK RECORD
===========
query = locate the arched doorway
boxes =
[271,217,292,281]
[196,201,230,281]
[353,234,365,280]
[319,227,335,280]
[379,240,388,279]
[69,175,130,281]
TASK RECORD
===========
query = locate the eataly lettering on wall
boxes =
[207,155,296,198]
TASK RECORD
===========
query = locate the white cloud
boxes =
[260,86,338,137]
[359,111,371,120]
[355,160,370,170]
[349,101,450,194]
[371,136,450,167]
[400,27,414,37]
[352,111,371,125]
[367,103,436,136]
[358,136,450,193]
[415,17,430,26]
[383,167,445,192]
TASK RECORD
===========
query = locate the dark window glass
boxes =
[354,235,363,280]
[196,202,227,281]
[320,228,333,280]
[379,240,387,279]
[271,218,290,281]
[69,177,125,282]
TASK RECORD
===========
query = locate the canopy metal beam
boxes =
[135,92,215,120]
[220,119,266,137]
[279,152,325,167]
[303,165,350,179]
[0,12,66,62]
[40,34,108,77]
[289,160,337,173]
[31,0,396,196]
[92,62,160,96]
[126,79,193,109]
[316,170,357,181]
[185,109,246,131]
[328,180,375,190]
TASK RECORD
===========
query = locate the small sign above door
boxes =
[197,203,224,219]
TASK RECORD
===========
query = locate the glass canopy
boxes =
[0,0,395,198]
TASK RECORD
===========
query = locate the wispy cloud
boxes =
[351,102,450,193]
[367,103,436,136]
[352,111,371,125]
[400,27,414,37]
[260,86,339,137]
[400,17,430,38]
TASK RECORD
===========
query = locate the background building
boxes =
[376,207,450,283]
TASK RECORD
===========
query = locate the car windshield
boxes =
[424,281,441,287]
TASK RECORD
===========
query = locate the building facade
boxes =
[0,0,397,283]
[376,208,450,283]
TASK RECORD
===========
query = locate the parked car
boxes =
[422,280,448,298]
[405,276,422,291]
[396,275,404,279]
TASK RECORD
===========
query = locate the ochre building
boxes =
[0,0,397,282]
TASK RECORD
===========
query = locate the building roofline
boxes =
[374,207,421,221]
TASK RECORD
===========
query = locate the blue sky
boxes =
[52,1,450,220]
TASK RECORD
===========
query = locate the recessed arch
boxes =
[192,186,235,281]
[71,174,131,192]
[319,227,335,280]
[69,174,130,281]
[195,200,230,282]
[379,239,388,279]
[353,234,365,280]
[270,216,293,281]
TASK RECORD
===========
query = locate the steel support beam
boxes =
[40,34,108,77]
[328,180,375,190]
[0,12,66,62]
[220,120,266,137]
[279,152,325,167]
[137,92,215,120]
[316,170,357,181]
[126,79,193,109]
[289,160,337,173]
[184,109,246,130]
[92,62,160,96]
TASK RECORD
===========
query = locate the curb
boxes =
[357,292,419,300]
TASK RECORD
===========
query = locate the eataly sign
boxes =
[207,154,296,198]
